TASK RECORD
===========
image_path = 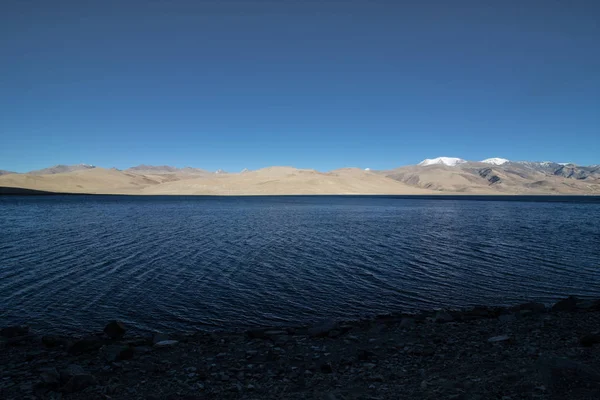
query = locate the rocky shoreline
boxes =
[2,296,600,400]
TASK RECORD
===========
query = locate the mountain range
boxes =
[0,158,599,195]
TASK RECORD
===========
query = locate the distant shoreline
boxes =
[2,186,600,203]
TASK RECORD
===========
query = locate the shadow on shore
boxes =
[0,187,65,196]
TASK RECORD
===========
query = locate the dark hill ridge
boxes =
[2,296,600,399]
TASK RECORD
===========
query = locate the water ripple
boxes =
[1,195,599,333]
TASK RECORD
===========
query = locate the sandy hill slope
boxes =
[140,166,434,195]
[2,162,599,195]
[0,168,165,194]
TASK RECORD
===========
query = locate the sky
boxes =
[1,0,599,173]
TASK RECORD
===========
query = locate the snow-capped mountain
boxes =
[418,157,467,167]
[481,158,509,165]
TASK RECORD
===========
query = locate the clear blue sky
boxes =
[1,0,599,172]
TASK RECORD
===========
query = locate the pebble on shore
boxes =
[2,296,600,400]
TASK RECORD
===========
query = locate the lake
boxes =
[1,195,599,334]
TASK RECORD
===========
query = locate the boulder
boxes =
[498,314,517,323]
[357,349,376,361]
[151,332,170,345]
[320,362,334,373]
[580,333,600,347]
[62,373,97,393]
[576,299,600,311]
[68,336,105,355]
[40,367,60,385]
[154,340,179,347]
[246,329,268,339]
[513,302,546,313]
[463,306,492,319]
[104,320,126,339]
[434,310,454,323]
[58,364,98,393]
[1,325,29,338]
[400,318,415,328]
[308,320,337,338]
[537,357,600,396]
[42,335,69,348]
[552,296,579,312]
[487,335,511,343]
[100,345,134,362]
[60,365,85,382]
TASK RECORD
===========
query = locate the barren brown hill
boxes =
[1,162,599,195]
[381,162,600,194]
[140,167,434,195]
[0,168,163,194]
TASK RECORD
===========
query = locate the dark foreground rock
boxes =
[2,297,600,399]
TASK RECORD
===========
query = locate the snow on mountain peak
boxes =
[481,158,509,165]
[418,157,466,167]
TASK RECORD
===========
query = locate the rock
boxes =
[40,367,60,385]
[1,325,29,338]
[580,333,600,347]
[327,329,343,338]
[42,335,68,348]
[519,309,534,317]
[68,336,105,355]
[151,332,170,345]
[357,349,376,361]
[264,329,287,336]
[320,362,333,373]
[488,335,511,343]
[552,296,578,312]
[3,333,35,345]
[538,357,600,396]
[60,364,87,383]
[154,340,179,347]
[103,320,126,339]
[62,374,97,393]
[134,345,152,354]
[400,318,415,328]
[434,310,454,323]
[466,306,492,318]
[498,314,517,323]
[100,345,134,362]
[246,329,267,339]
[124,337,148,346]
[308,320,337,338]
[576,299,600,310]
[512,302,546,313]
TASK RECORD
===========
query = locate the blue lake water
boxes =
[1,195,599,333]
